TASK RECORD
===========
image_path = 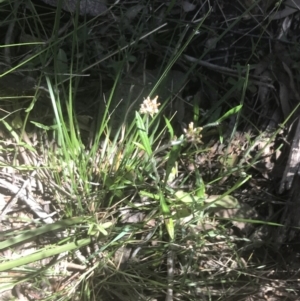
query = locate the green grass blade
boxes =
[135,112,152,156]
[0,238,91,272]
[164,142,182,187]
[216,105,243,123]
[165,218,174,240]
[0,217,85,250]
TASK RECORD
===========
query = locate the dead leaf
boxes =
[215,203,258,234]
[181,1,196,12]
[125,4,145,21]
[40,0,107,16]
[278,81,291,119]
[269,0,300,20]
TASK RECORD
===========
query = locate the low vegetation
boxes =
[0,1,300,300]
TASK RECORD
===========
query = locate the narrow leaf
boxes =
[165,218,174,240]
[159,191,170,215]
[135,112,152,156]
[164,143,181,186]
[0,217,86,250]
[0,238,91,272]
[216,105,243,123]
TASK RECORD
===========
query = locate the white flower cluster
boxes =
[183,122,203,144]
[139,95,160,117]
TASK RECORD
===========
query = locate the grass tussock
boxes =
[0,1,300,301]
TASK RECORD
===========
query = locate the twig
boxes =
[165,249,174,301]
[183,54,274,88]
[0,173,54,224]
[0,167,37,217]
[81,22,167,73]
[279,117,300,193]
[4,0,21,65]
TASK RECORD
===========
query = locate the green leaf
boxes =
[167,164,178,184]
[159,192,170,215]
[175,190,194,203]
[97,222,113,236]
[102,222,113,229]
[0,238,92,272]
[204,195,239,209]
[165,218,174,240]
[87,224,97,236]
[135,112,152,156]
[133,141,146,152]
[31,121,58,130]
[216,105,243,123]
[1,120,19,143]
[164,115,174,139]
[0,217,85,250]
[195,169,205,198]
[139,190,160,200]
[164,142,181,187]
[97,225,108,236]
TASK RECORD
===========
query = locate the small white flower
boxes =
[139,95,160,117]
[183,122,203,144]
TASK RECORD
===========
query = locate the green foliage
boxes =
[0,0,290,300]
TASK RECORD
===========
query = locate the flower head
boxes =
[183,122,203,144]
[139,95,160,117]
